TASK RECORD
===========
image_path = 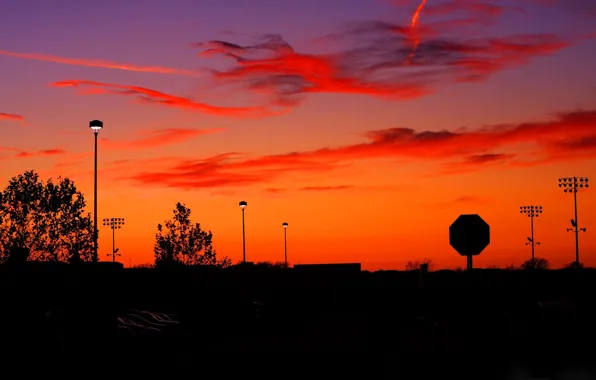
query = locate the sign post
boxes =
[449,214,490,270]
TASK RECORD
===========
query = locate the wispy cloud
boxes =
[49,1,577,116]
[0,49,203,77]
[100,128,223,150]
[1,147,67,159]
[191,0,569,108]
[0,113,24,123]
[264,187,288,194]
[86,106,596,189]
[426,194,489,209]
[52,80,276,117]
[262,184,406,194]
[299,185,353,191]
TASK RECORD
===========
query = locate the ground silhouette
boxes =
[1,261,596,377]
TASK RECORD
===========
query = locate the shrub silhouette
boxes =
[405,258,433,271]
[520,258,549,270]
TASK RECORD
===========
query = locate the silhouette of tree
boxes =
[565,261,584,269]
[520,258,549,270]
[132,263,155,269]
[505,263,517,271]
[405,258,433,271]
[154,202,231,267]
[253,261,287,268]
[0,170,95,263]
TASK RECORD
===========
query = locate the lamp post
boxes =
[282,222,288,267]
[558,177,589,265]
[239,201,247,263]
[90,119,103,263]
[519,205,542,267]
[74,217,80,259]
[103,217,125,263]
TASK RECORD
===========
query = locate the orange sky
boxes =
[1,0,596,269]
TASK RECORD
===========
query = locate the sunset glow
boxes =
[1,0,596,269]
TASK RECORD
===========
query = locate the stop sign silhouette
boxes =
[449,214,490,257]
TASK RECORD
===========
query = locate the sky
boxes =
[1,0,596,270]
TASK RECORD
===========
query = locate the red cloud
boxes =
[52,80,275,117]
[199,35,428,103]
[0,49,202,77]
[423,1,507,17]
[299,185,353,191]
[195,29,567,107]
[95,106,596,189]
[188,0,568,108]
[264,188,288,194]
[100,128,223,150]
[113,152,344,190]
[14,149,67,158]
[48,1,574,114]
[0,113,24,123]
[428,194,489,209]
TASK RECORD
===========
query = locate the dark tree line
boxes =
[0,171,231,267]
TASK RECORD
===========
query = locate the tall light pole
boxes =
[282,222,288,267]
[239,201,247,263]
[520,205,542,267]
[558,177,589,265]
[73,217,80,262]
[103,217,125,263]
[90,119,103,263]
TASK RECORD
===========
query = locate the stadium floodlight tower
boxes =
[519,205,542,267]
[558,176,589,265]
[103,217,125,263]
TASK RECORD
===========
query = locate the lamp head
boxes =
[239,201,247,209]
[89,119,103,133]
[282,222,288,228]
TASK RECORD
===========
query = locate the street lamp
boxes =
[73,217,80,260]
[558,177,589,265]
[282,222,288,267]
[519,205,542,267]
[90,119,103,262]
[103,217,125,263]
[239,201,247,263]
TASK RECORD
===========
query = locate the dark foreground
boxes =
[1,263,596,378]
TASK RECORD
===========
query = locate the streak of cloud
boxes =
[0,49,203,77]
[299,185,353,191]
[48,1,574,114]
[406,0,428,64]
[100,128,223,150]
[426,194,488,209]
[52,80,274,117]
[71,106,596,190]
[0,113,24,123]
[195,26,568,107]
[13,148,67,158]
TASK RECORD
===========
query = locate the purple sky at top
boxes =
[1,0,595,154]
